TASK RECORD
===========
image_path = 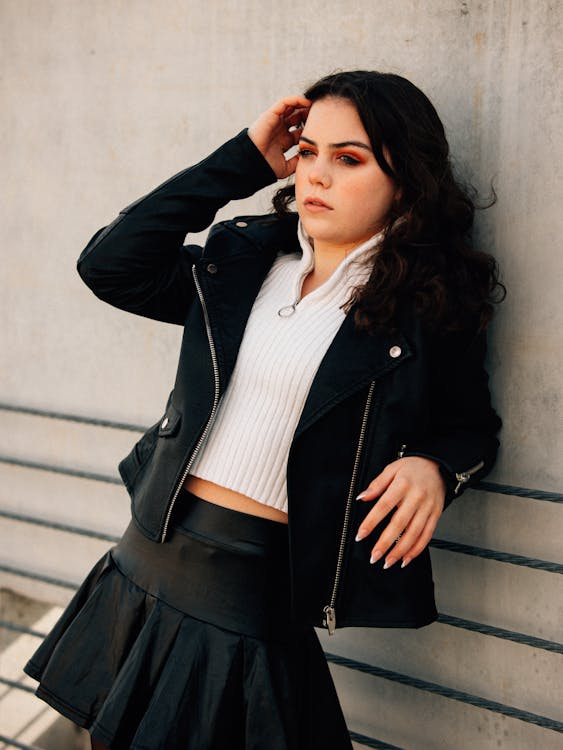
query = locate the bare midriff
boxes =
[183,475,288,524]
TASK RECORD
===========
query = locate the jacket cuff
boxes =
[237,128,279,189]
[398,441,493,509]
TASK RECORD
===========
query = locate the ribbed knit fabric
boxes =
[189,221,382,513]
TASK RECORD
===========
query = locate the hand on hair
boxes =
[355,456,446,569]
[248,96,311,179]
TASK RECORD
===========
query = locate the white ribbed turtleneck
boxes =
[188,220,382,513]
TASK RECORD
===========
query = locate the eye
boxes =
[338,154,361,166]
[298,147,315,158]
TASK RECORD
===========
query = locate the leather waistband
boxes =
[112,492,298,641]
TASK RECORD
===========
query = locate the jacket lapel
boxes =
[200,214,299,388]
[201,213,414,437]
[294,311,413,439]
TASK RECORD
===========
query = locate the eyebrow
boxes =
[299,135,372,152]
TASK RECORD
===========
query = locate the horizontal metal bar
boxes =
[0,455,121,484]
[0,508,120,543]
[0,734,44,750]
[348,731,404,749]
[1,584,560,738]
[1,402,561,504]
[3,508,561,576]
[2,521,561,649]
[476,481,562,504]
[437,613,563,654]
[325,652,563,733]
[0,620,47,639]
[2,608,559,663]
[0,672,399,750]
[1,602,560,665]
[0,402,145,433]
[430,538,563,573]
[0,676,36,695]
[0,563,78,591]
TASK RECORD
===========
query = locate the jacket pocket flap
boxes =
[158,402,182,437]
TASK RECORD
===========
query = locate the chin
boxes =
[300,225,356,249]
[298,215,335,242]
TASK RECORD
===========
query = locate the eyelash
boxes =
[338,154,361,166]
[298,148,361,166]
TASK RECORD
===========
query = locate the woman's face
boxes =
[295,96,398,254]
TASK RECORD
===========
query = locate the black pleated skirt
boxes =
[23,489,353,750]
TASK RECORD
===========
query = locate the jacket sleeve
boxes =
[76,129,278,324]
[402,327,502,508]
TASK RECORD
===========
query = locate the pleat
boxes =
[24,511,353,750]
[24,551,114,686]
[129,616,246,749]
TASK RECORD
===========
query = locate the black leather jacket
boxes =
[77,129,501,632]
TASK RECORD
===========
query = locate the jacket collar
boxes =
[199,212,413,437]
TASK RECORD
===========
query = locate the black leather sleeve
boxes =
[77,129,278,324]
[402,328,502,508]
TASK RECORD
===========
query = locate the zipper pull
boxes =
[454,460,485,494]
[278,297,301,317]
[323,605,336,636]
[454,473,469,494]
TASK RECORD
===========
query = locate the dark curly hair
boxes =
[272,70,505,333]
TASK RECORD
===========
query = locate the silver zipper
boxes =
[277,299,300,317]
[397,443,407,459]
[278,256,314,317]
[160,265,221,542]
[454,460,485,494]
[323,380,376,635]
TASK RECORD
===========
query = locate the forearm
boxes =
[76,129,277,323]
[400,329,501,507]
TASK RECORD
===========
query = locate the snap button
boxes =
[389,345,402,358]
[235,221,248,228]
[161,417,169,429]
[206,263,218,274]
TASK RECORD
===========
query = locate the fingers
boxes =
[284,106,309,129]
[356,478,414,560]
[284,151,300,176]
[280,126,306,175]
[355,457,446,569]
[270,95,311,119]
[356,462,397,502]
[354,462,401,542]
[399,514,439,568]
[375,500,434,569]
[256,98,310,140]
[247,96,311,178]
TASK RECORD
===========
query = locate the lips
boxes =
[304,196,333,210]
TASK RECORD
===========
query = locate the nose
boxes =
[308,157,331,188]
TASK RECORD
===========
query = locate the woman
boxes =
[24,71,503,749]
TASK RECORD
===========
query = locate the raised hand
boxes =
[248,96,311,179]
[355,456,446,569]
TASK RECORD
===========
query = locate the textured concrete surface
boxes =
[1,1,561,748]
[0,590,90,749]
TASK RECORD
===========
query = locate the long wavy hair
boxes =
[272,71,505,334]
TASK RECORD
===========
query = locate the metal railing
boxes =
[1,403,561,749]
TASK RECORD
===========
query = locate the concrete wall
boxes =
[1,1,561,748]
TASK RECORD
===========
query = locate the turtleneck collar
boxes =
[295,219,383,296]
